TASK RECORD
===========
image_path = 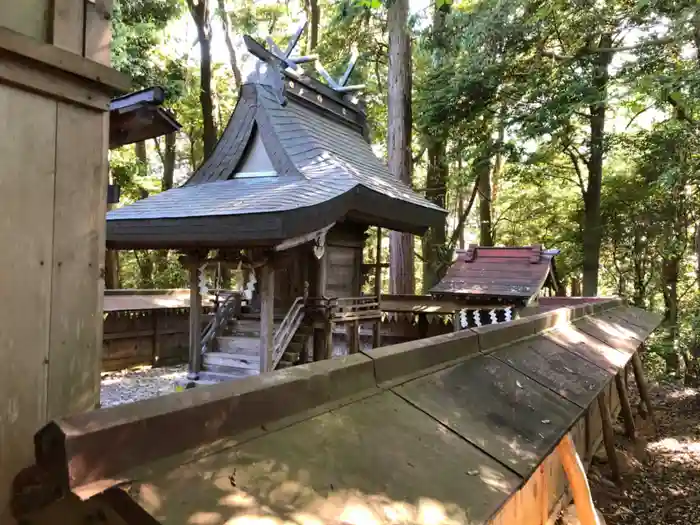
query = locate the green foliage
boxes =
[109,0,700,381]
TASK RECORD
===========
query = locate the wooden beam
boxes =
[615,373,637,442]
[259,264,275,373]
[557,434,604,525]
[597,391,622,485]
[0,26,131,93]
[273,223,335,253]
[631,352,657,432]
[187,258,202,380]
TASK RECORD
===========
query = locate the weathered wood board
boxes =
[393,355,581,478]
[543,325,628,374]
[491,337,611,409]
[0,83,57,521]
[0,0,51,41]
[128,391,521,525]
[573,316,640,355]
[46,102,106,419]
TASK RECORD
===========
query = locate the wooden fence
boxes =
[102,290,213,371]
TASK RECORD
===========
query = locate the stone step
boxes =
[203,351,259,371]
[217,336,260,355]
[198,369,258,382]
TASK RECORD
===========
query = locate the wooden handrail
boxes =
[271,297,306,369]
[201,292,241,354]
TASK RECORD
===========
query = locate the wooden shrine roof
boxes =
[430,244,559,306]
[109,87,181,149]
[23,299,662,524]
[105,38,445,250]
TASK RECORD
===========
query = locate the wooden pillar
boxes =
[597,391,622,485]
[557,434,605,525]
[347,319,360,354]
[615,372,637,441]
[372,227,382,348]
[259,263,275,373]
[453,312,461,332]
[313,249,328,361]
[631,352,657,431]
[151,311,161,366]
[187,258,202,381]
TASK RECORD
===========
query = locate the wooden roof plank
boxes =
[393,355,581,479]
[125,392,521,525]
[491,337,612,409]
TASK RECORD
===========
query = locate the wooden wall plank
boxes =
[51,0,85,54]
[84,0,113,66]
[46,102,106,419]
[0,84,57,521]
[0,0,51,41]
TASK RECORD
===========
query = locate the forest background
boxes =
[108,0,700,383]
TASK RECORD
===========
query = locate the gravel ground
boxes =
[100,365,189,408]
[588,379,700,525]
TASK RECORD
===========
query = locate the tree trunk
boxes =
[571,276,581,297]
[387,0,414,294]
[475,136,494,246]
[420,1,450,293]
[162,132,175,191]
[478,163,493,246]
[582,34,613,297]
[661,257,682,374]
[188,0,217,161]
[305,0,320,51]
[217,0,242,87]
[422,139,447,291]
[155,132,177,277]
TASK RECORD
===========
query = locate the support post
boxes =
[597,391,622,485]
[313,248,328,361]
[631,352,657,431]
[187,256,202,381]
[151,311,160,366]
[324,319,334,360]
[557,434,604,525]
[372,227,382,348]
[453,312,461,332]
[615,372,637,442]
[259,263,275,373]
[347,319,360,354]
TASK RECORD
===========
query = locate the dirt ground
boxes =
[588,378,700,525]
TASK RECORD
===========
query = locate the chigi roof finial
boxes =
[246,17,365,95]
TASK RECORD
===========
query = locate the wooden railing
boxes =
[201,292,242,354]
[329,296,381,322]
[272,296,306,369]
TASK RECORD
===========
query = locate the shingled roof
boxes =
[430,245,559,306]
[106,37,446,250]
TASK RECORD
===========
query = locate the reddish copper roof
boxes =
[430,244,558,305]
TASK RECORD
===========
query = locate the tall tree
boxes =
[187,0,217,160]
[420,1,450,291]
[387,0,414,294]
[305,0,320,51]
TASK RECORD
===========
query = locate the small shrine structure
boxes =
[431,244,559,329]
[105,29,446,382]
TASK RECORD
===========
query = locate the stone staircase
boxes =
[198,316,311,382]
